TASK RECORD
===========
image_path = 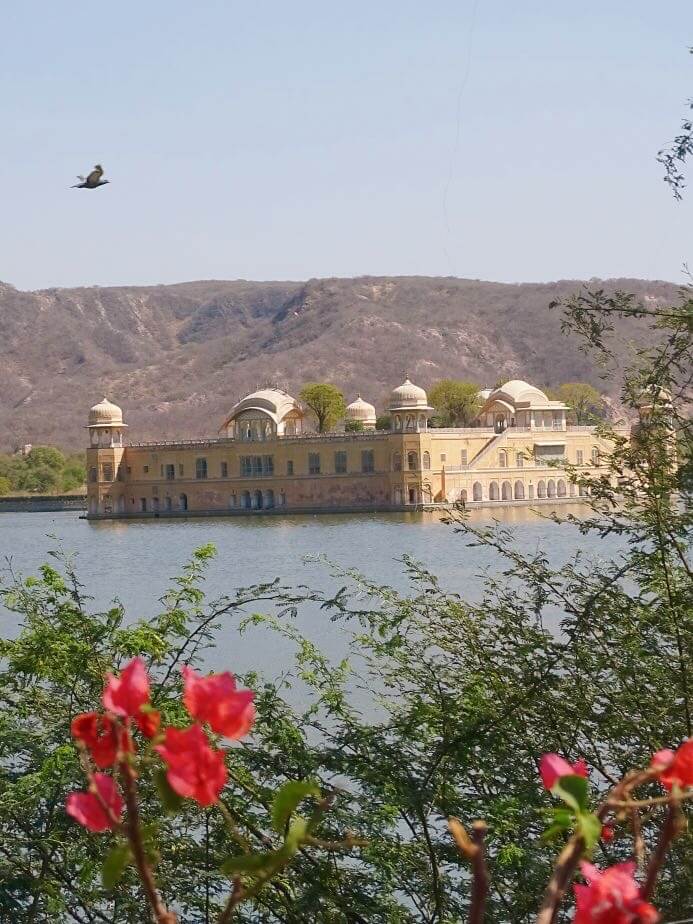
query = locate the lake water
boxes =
[0,507,621,679]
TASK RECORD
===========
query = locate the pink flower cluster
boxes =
[540,742,693,923]
[574,862,659,924]
[66,657,255,830]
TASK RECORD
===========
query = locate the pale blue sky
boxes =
[2,0,692,290]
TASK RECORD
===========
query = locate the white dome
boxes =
[345,395,376,423]
[490,380,549,406]
[225,388,301,425]
[88,397,125,428]
[389,377,430,410]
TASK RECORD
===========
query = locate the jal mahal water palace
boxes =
[85,377,628,518]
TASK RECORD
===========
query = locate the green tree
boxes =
[0,476,11,496]
[299,383,346,433]
[555,382,605,424]
[375,414,391,430]
[61,459,86,492]
[344,418,364,432]
[16,463,60,493]
[429,379,481,427]
[25,445,65,471]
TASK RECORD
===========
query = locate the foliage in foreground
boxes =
[0,281,691,922]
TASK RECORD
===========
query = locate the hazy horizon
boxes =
[3,0,693,290]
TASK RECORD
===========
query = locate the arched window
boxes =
[423,451,431,470]
[498,450,507,468]
[407,451,418,471]
[89,466,97,483]
[264,489,275,509]
[537,480,546,498]
[253,489,263,509]
[557,479,567,497]
[501,480,512,500]
[393,452,402,472]
[489,481,499,501]
[547,478,556,498]
[242,490,251,509]
[178,493,188,511]
[460,488,468,503]
[514,480,525,500]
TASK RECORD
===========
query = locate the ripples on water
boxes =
[0,507,622,676]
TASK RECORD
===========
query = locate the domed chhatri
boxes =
[86,397,127,451]
[219,387,304,441]
[388,376,431,410]
[477,380,568,433]
[388,376,434,432]
[345,395,376,430]
[88,397,126,428]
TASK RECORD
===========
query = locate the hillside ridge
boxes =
[0,275,678,449]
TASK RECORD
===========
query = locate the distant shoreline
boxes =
[0,494,86,514]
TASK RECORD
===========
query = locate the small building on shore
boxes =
[85,379,627,518]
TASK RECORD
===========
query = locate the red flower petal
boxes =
[182,666,255,740]
[66,773,123,832]
[155,724,227,806]
[103,657,151,718]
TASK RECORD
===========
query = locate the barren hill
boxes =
[0,275,679,450]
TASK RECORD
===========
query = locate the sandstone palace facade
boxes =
[85,378,627,519]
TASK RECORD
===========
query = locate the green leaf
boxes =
[285,816,309,852]
[552,774,590,812]
[101,842,132,890]
[271,780,320,833]
[577,812,602,851]
[221,851,280,876]
[154,769,184,814]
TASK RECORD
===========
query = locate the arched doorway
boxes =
[557,479,567,497]
[459,489,468,503]
[537,480,546,498]
[489,481,499,501]
[514,480,525,500]
[408,487,418,504]
[547,479,556,498]
[264,489,275,509]
[179,493,188,511]
[242,490,251,509]
[501,480,512,501]
[253,489,263,509]
[473,482,482,501]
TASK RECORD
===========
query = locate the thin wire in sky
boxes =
[442,0,480,277]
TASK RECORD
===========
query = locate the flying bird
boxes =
[72,165,109,189]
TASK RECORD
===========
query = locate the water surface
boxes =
[0,507,620,677]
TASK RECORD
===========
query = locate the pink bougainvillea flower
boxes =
[651,739,693,791]
[66,773,123,832]
[71,712,120,768]
[134,708,161,739]
[574,861,659,923]
[103,656,151,718]
[182,666,255,740]
[155,724,228,806]
[539,754,589,790]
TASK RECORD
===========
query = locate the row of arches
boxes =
[466,478,585,503]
